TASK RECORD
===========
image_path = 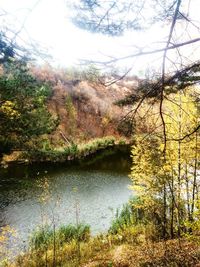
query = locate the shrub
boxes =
[118,138,126,145]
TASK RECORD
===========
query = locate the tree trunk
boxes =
[185,163,191,221]
[191,131,198,220]
[163,182,167,239]
[177,92,182,238]
[170,175,174,239]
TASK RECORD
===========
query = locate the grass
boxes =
[109,197,144,235]
[29,223,90,251]
[25,136,118,162]
[29,225,53,250]
[12,230,200,267]
[109,203,135,235]
[4,136,130,164]
[78,136,116,154]
[57,224,90,244]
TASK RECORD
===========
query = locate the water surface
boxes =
[0,146,132,249]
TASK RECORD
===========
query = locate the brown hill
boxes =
[31,65,139,146]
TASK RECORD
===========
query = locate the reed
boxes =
[29,223,90,251]
[109,197,144,235]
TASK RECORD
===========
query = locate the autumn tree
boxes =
[130,89,199,239]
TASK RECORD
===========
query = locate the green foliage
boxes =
[57,224,90,244]
[79,136,116,154]
[0,60,56,153]
[184,200,200,244]
[29,223,90,250]
[0,32,15,64]
[26,136,117,162]
[109,197,144,235]
[41,138,52,151]
[109,203,134,235]
[29,225,53,250]
[26,149,68,162]
[0,137,15,154]
[118,138,126,145]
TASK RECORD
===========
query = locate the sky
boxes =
[0,0,200,76]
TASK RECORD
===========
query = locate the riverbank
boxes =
[1,136,130,166]
[2,200,200,267]
[0,148,133,264]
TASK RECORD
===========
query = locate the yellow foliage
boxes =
[0,101,20,119]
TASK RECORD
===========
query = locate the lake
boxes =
[0,146,133,252]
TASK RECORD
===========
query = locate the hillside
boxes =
[0,63,140,164]
[31,66,139,147]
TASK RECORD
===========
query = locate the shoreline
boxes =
[0,139,131,167]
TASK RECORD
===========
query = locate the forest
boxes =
[0,0,200,266]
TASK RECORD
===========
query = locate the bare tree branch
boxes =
[160,0,182,155]
[81,37,200,65]
[168,124,200,141]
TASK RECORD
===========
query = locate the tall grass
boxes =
[29,223,90,251]
[109,197,144,235]
[29,225,53,250]
[57,224,90,244]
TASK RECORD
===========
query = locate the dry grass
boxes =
[7,233,200,267]
[82,239,200,267]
